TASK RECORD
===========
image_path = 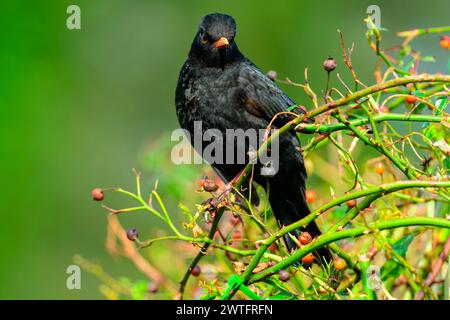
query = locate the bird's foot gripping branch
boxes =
[86,20,450,300]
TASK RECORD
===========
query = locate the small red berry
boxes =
[191,265,201,277]
[148,282,159,293]
[375,162,385,175]
[278,270,290,282]
[368,246,378,258]
[298,232,312,245]
[323,57,337,72]
[405,95,417,104]
[91,188,104,201]
[346,199,357,208]
[232,230,241,240]
[268,243,277,253]
[197,178,205,189]
[439,35,450,49]
[305,190,316,203]
[333,258,346,270]
[126,228,139,241]
[302,253,314,265]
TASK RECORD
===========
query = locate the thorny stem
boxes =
[296,113,444,134]
[309,75,450,119]
[243,217,450,287]
[234,74,450,192]
[221,181,450,299]
[366,17,410,76]
[177,207,225,299]
[140,235,281,261]
[397,26,450,45]
[338,29,359,90]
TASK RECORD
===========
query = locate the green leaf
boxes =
[411,90,425,113]
[423,123,445,142]
[434,96,448,115]
[381,259,402,281]
[445,157,450,171]
[381,235,414,281]
[412,90,425,98]
[420,55,436,62]
[392,234,414,258]
[412,103,426,114]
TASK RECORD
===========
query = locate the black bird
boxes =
[176,13,330,262]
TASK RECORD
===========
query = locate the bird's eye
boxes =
[201,33,210,44]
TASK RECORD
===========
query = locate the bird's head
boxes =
[189,13,243,67]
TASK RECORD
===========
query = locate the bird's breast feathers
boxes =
[176,61,254,129]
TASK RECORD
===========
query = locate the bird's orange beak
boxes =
[214,37,229,49]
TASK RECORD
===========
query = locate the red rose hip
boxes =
[91,188,104,201]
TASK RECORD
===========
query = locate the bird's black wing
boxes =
[237,62,305,126]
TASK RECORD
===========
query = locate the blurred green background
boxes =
[0,0,449,299]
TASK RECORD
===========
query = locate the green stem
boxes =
[272,180,450,243]
[248,217,450,285]
[308,75,450,119]
[152,191,182,237]
[140,235,281,261]
[235,75,450,192]
[178,207,225,299]
[397,26,450,43]
[359,259,377,300]
[220,181,449,299]
[334,113,416,179]
[116,188,167,222]
[296,113,443,134]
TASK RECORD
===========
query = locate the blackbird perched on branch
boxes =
[175,13,331,262]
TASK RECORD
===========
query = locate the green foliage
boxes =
[381,235,414,281]
[84,22,450,301]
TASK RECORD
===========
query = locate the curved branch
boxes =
[296,113,444,134]
[248,217,450,284]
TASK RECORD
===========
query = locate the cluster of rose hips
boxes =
[277,256,346,282]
